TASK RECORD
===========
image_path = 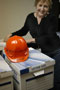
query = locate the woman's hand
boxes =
[26,38,35,43]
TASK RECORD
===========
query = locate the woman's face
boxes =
[36,1,49,18]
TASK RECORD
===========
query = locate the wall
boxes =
[0,0,35,39]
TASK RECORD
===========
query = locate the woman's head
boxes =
[34,0,52,18]
[35,0,52,9]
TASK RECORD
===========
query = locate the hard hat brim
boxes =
[4,48,29,63]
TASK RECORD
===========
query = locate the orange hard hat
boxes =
[4,35,29,63]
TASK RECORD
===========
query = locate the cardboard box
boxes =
[0,55,13,90]
[4,48,55,90]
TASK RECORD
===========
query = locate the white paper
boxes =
[33,70,44,76]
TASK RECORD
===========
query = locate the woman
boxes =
[4,0,60,89]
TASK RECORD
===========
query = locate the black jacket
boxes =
[12,13,60,53]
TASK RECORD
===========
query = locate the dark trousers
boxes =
[46,48,60,90]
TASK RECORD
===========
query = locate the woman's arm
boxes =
[12,16,29,36]
[4,15,29,42]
